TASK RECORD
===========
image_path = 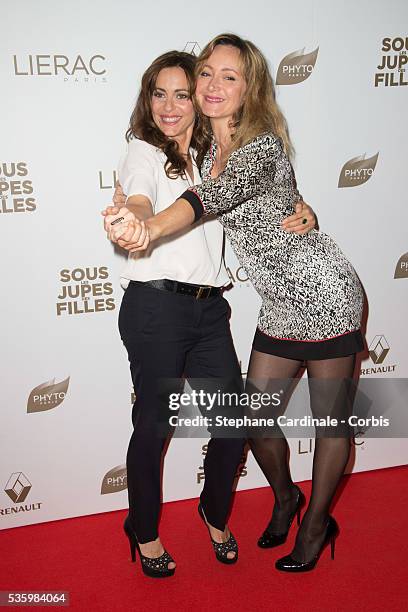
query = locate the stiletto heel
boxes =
[198,503,238,565]
[124,517,137,563]
[258,484,305,549]
[128,537,136,563]
[123,516,175,578]
[330,532,336,560]
[296,503,302,526]
[275,516,339,572]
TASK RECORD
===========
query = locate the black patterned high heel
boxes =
[198,503,238,565]
[258,484,305,548]
[123,516,175,578]
[275,515,339,572]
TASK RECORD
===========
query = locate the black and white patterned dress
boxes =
[182,132,364,360]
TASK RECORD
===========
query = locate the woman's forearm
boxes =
[125,195,153,221]
[145,198,195,241]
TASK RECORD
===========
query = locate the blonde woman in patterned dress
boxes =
[108,34,364,573]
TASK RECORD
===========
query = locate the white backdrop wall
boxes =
[1,0,407,528]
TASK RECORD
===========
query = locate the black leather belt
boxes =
[132,279,221,299]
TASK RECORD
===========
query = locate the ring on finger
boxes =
[111,216,125,226]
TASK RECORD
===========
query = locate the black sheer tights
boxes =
[247,349,355,562]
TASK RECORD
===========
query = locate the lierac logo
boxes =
[13,54,106,77]
[226,265,249,286]
[338,153,379,188]
[4,473,32,503]
[98,170,118,190]
[27,378,70,413]
[184,42,201,56]
[394,252,408,279]
[368,335,390,365]
[101,465,127,494]
[276,47,319,85]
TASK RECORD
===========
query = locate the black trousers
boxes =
[119,281,245,543]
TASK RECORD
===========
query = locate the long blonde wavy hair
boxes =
[196,33,294,158]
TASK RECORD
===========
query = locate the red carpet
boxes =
[1,466,406,612]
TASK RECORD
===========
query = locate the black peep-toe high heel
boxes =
[123,516,175,578]
[198,503,238,565]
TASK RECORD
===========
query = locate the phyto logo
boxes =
[368,335,390,365]
[184,42,201,56]
[276,47,319,85]
[101,466,127,495]
[4,473,32,503]
[27,378,70,413]
[338,153,379,188]
[394,252,408,279]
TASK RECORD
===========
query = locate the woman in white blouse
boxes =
[103,49,316,578]
[111,34,360,575]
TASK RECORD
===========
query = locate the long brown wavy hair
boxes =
[196,33,294,158]
[126,51,208,178]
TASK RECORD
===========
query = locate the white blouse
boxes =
[118,138,229,288]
